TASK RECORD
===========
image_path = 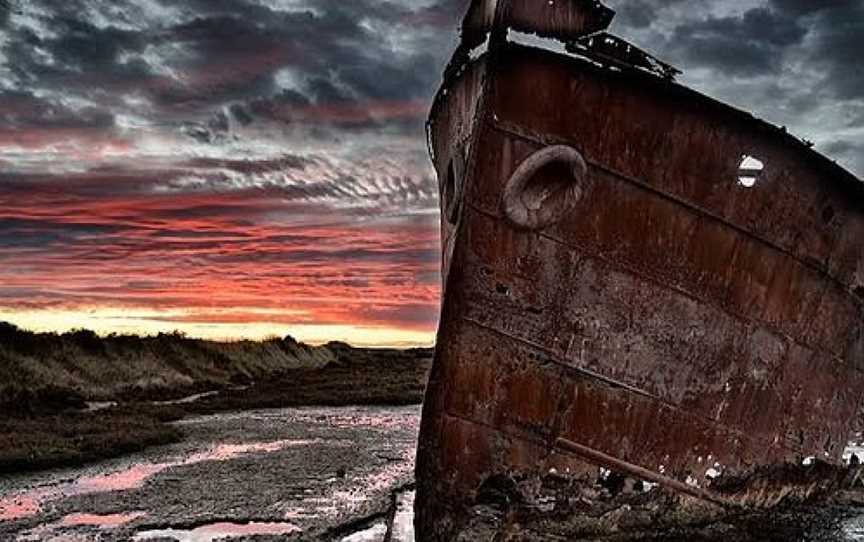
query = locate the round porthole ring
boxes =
[502,145,588,231]
[442,147,466,225]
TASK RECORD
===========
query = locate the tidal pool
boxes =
[0,405,420,541]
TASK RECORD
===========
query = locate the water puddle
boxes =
[325,412,420,432]
[1,405,421,541]
[842,515,864,541]
[327,447,414,514]
[17,531,93,542]
[151,385,251,407]
[133,521,301,541]
[82,401,117,413]
[60,512,147,528]
[390,491,415,542]
[152,391,220,406]
[16,511,148,541]
[0,440,315,522]
[845,443,864,464]
[340,522,387,542]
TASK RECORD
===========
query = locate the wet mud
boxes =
[5,403,864,541]
[0,405,419,541]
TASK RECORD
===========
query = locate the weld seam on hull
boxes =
[465,202,861,380]
[462,315,658,399]
[487,119,862,308]
[459,314,813,460]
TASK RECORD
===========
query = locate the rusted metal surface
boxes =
[567,32,682,80]
[460,0,614,49]
[417,0,864,540]
[501,145,587,231]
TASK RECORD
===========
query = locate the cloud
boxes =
[767,0,859,16]
[822,139,864,177]
[798,2,864,100]
[668,7,808,76]
[0,172,441,338]
[614,0,658,29]
[0,0,860,343]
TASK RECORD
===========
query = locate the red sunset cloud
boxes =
[0,0,459,345]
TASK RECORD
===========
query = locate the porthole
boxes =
[441,147,465,225]
[502,145,587,231]
[737,155,765,188]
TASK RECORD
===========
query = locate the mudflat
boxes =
[0,405,420,541]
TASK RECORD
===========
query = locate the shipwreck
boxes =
[416,0,864,539]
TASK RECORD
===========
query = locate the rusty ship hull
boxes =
[416,8,864,539]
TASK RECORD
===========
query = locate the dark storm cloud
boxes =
[669,8,808,76]
[614,0,657,29]
[0,90,114,130]
[159,1,448,108]
[153,3,446,135]
[1,0,859,148]
[3,12,152,91]
[0,0,455,137]
[50,19,142,70]
[767,0,859,15]
[795,2,864,100]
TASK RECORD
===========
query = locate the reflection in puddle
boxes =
[340,522,387,542]
[60,512,147,528]
[268,411,418,523]
[16,512,148,541]
[0,440,314,522]
[134,521,301,541]
[76,464,170,493]
[391,491,415,542]
[0,493,44,523]
[153,391,220,406]
[2,406,421,541]
[83,401,117,413]
[185,441,294,463]
[326,412,420,432]
[326,447,415,517]
[845,444,864,464]
[17,531,93,542]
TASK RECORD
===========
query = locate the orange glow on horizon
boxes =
[0,307,437,348]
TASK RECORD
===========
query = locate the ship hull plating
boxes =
[417,43,864,540]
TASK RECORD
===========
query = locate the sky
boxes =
[0,0,860,346]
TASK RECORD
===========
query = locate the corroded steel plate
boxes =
[417,40,864,541]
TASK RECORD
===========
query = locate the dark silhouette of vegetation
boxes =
[0,322,339,410]
[0,321,433,472]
